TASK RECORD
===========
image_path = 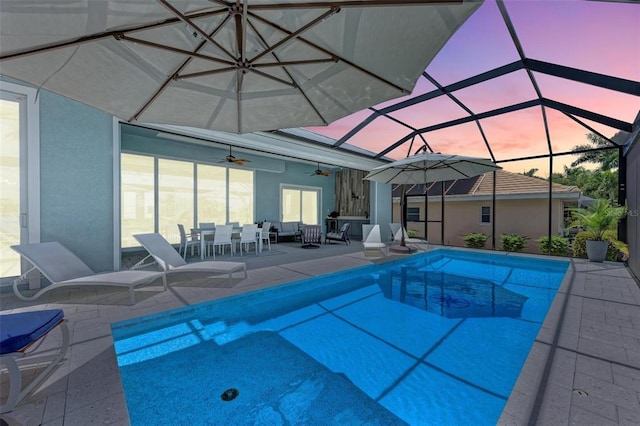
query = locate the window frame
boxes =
[407,207,420,222]
[480,205,491,224]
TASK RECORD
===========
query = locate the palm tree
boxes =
[570,133,621,171]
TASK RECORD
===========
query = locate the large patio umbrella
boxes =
[0,0,482,134]
[364,152,501,251]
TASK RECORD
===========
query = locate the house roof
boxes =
[393,169,580,198]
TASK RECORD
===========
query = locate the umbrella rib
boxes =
[0,9,227,61]
[249,0,463,9]
[129,16,232,122]
[246,18,330,125]
[250,8,339,63]
[158,0,236,61]
[116,34,234,66]
[248,11,408,94]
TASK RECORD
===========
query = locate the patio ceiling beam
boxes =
[561,112,621,147]
[541,98,633,132]
[524,58,640,96]
[333,61,523,147]
[422,71,496,162]
[375,99,540,158]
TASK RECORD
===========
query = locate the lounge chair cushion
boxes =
[0,309,64,354]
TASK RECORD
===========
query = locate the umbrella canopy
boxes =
[0,0,482,134]
[364,152,502,185]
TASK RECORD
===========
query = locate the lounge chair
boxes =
[389,223,428,249]
[0,309,69,413]
[133,233,247,285]
[325,222,351,245]
[362,224,387,257]
[10,242,166,304]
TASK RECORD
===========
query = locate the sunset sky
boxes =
[307,0,640,176]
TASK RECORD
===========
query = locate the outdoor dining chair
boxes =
[238,224,259,256]
[178,224,199,259]
[210,224,234,259]
[260,221,272,251]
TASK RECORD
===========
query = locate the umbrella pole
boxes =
[390,184,415,254]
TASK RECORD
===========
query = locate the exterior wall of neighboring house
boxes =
[627,136,639,279]
[394,195,572,254]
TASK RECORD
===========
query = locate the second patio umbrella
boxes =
[364,153,501,251]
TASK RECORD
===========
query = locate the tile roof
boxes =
[393,170,580,197]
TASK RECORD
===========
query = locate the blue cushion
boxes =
[0,309,64,354]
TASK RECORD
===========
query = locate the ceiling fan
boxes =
[311,162,331,177]
[220,146,250,166]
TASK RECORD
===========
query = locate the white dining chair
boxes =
[210,224,233,259]
[260,221,272,252]
[239,224,258,256]
[177,224,199,259]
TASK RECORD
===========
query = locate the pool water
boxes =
[112,249,569,425]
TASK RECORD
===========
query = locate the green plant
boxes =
[537,235,569,256]
[463,233,488,249]
[500,234,527,252]
[568,199,626,241]
[406,229,418,238]
[572,230,624,261]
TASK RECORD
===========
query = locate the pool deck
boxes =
[1,243,639,425]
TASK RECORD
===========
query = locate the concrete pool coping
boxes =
[1,243,639,425]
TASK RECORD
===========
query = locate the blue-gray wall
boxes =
[39,91,115,272]
[122,132,336,231]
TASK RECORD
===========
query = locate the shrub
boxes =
[568,199,626,241]
[572,230,623,261]
[406,229,418,238]
[463,233,488,249]
[537,235,569,256]
[500,234,527,252]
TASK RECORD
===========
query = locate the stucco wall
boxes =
[627,141,639,278]
[121,133,335,232]
[39,91,115,272]
[395,197,567,254]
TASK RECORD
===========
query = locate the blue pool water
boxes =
[112,249,569,425]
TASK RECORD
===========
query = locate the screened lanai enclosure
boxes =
[0,0,639,279]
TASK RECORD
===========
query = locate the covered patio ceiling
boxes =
[128,0,640,176]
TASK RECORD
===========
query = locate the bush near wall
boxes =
[572,230,624,261]
[463,233,488,249]
[500,234,527,252]
[537,236,569,256]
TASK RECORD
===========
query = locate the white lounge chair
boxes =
[10,242,166,304]
[362,224,387,257]
[133,233,247,285]
[0,309,70,413]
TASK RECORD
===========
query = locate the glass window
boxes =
[121,154,155,248]
[281,186,320,224]
[481,206,491,224]
[197,164,226,225]
[120,153,255,247]
[228,168,254,225]
[407,207,420,222]
[0,99,20,277]
[282,189,301,222]
[158,159,194,244]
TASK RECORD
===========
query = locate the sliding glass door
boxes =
[0,84,39,283]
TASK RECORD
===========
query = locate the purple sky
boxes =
[308,0,640,176]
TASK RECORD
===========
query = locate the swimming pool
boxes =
[112,248,569,425]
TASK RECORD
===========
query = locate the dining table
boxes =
[193,226,264,260]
